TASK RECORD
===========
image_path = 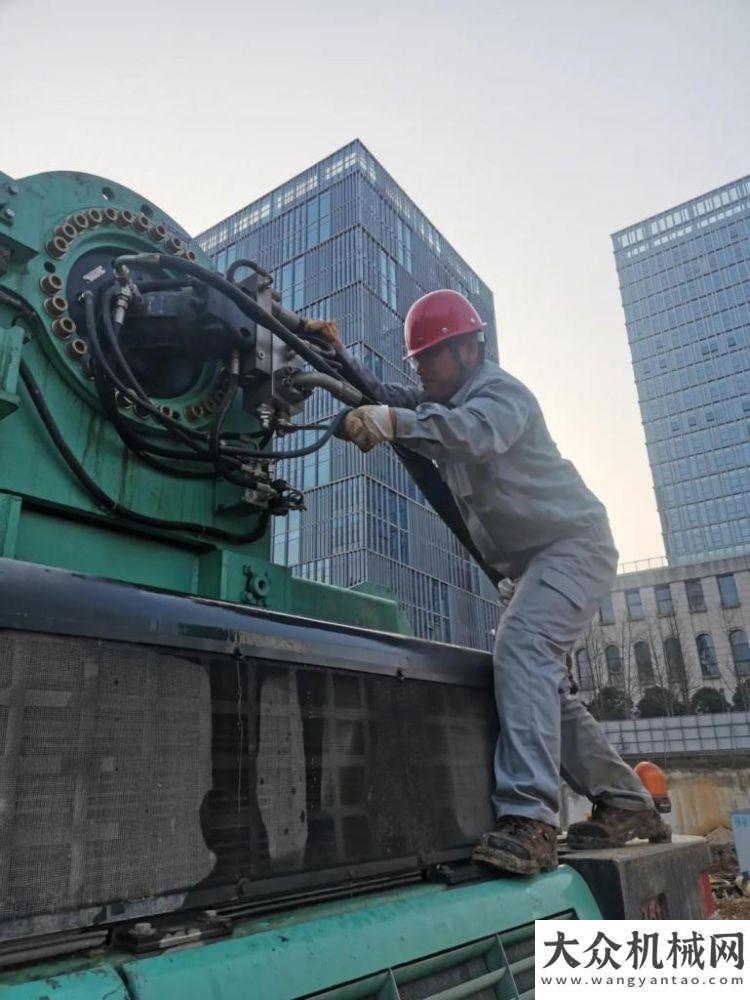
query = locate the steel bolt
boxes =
[65,338,88,360]
[52,316,76,339]
[44,294,69,318]
[185,403,206,422]
[57,222,77,242]
[46,236,69,258]
[40,273,64,295]
[2,207,15,221]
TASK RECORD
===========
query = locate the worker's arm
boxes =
[390,384,533,462]
[303,319,422,409]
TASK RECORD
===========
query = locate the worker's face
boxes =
[413,337,481,402]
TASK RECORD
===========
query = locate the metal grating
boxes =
[0,629,495,939]
[305,918,556,1000]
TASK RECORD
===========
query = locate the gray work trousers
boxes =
[491,528,653,827]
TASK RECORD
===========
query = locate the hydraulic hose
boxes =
[19,359,269,543]
[115,254,346,383]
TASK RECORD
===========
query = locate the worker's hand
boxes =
[303,318,342,350]
[340,405,395,452]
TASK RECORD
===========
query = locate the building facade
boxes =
[198,140,499,648]
[574,553,750,712]
[612,176,750,565]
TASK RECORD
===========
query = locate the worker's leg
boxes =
[559,676,652,809]
[490,530,633,827]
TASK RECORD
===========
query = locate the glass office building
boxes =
[612,176,750,565]
[198,140,499,648]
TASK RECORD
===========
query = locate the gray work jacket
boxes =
[347,355,612,578]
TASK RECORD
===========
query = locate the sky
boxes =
[4,0,750,565]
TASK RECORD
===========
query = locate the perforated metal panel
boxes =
[0,627,495,940]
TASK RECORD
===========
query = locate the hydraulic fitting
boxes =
[185,249,197,261]
[69,213,89,232]
[44,294,69,318]
[40,273,64,295]
[114,390,132,410]
[133,402,150,420]
[158,404,174,419]
[149,224,167,242]
[133,213,150,233]
[166,235,183,254]
[86,208,103,226]
[45,236,69,259]
[103,208,119,225]
[117,209,134,228]
[52,316,76,340]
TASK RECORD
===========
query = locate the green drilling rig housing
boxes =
[0,171,711,1000]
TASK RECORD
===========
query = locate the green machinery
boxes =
[0,172,709,999]
[0,168,403,630]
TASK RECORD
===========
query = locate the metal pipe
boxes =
[287,371,363,407]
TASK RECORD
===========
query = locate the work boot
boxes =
[566,802,672,850]
[472,816,558,876]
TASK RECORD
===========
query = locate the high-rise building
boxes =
[612,176,750,565]
[198,140,499,648]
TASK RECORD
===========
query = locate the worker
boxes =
[303,290,670,876]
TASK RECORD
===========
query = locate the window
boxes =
[633,641,654,685]
[599,595,615,625]
[576,648,594,690]
[605,644,623,686]
[654,583,674,616]
[718,573,740,608]
[664,636,686,684]
[730,630,750,676]
[378,249,397,310]
[396,217,412,272]
[625,588,644,620]
[305,191,331,249]
[685,578,707,612]
[696,633,719,677]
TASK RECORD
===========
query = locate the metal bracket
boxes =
[0,325,23,419]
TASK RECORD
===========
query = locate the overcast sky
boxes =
[4,0,750,564]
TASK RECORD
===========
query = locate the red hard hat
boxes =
[404,289,486,360]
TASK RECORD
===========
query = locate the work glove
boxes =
[303,318,342,349]
[340,405,395,453]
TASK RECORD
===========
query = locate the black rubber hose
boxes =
[115,254,345,382]
[93,370,215,479]
[226,258,272,283]
[19,358,269,543]
[89,280,344,464]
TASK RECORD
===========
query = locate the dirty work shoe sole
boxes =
[471,841,558,876]
[567,816,672,851]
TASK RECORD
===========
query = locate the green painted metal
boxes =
[0,170,409,634]
[0,325,22,419]
[0,965,130,1000]
[119,870,600,1000]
